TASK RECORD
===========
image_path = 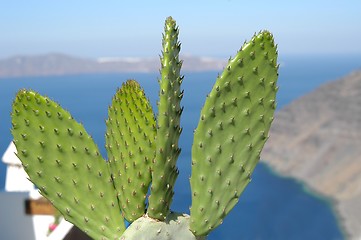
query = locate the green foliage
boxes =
[11,17,278,239]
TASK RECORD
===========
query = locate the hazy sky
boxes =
[1,1,361,59]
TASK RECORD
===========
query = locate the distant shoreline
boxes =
[261,161,347,239]
[262,70,361,239]
[0,53,227,78]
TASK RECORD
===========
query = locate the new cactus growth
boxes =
[147,17,183,221]
[11,17,278,239]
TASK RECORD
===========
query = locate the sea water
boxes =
[1,54,360,239]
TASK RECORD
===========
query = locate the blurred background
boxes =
[1,1,361,239]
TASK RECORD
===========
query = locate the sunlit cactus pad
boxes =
[190,30,278,236]
[106,80,156,222]
[11,90,125,239]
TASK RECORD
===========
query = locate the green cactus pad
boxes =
[120,212,206,240]
[11,90,125,239]
[106,80,156,222]
[190,31,278,236]
[148,16,183,220]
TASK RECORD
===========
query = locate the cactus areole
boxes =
[11,16,278,239]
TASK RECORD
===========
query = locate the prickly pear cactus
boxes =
[106,80,156,223]
[189,31,278,236]
[147,16,183,221]
[10,17,278,240]
[120,212,205,240]
[11,90,125,239]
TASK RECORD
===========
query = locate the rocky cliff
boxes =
[262,70,361,239]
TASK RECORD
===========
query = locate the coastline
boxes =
[261,161,348,239]
[0,54,227,78]
[262,70,361,239]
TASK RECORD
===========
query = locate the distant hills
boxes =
[262,70,361,239]
[0,53,227,78]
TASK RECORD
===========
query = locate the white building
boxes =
[1,142,89,240]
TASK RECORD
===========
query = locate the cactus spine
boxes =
[10,17,278,239]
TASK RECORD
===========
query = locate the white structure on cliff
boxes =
[1,142,78,240]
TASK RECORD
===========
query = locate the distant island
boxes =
[0,53,227,78]
[262,70,361,239]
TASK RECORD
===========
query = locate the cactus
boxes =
[189,31,278,236]
[121,213,205,240]
[106,80,156,223]
[11,90,125,239]
[147,16,183,221]
[11,17,278,239]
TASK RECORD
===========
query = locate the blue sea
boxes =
[1,54,361,239]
